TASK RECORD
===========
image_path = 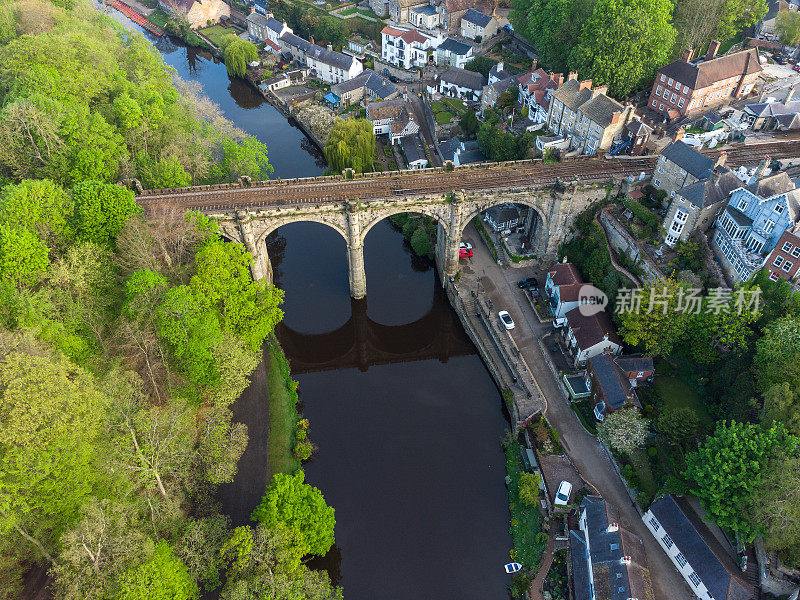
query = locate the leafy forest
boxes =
[510,0,767,97]
[0,0,339,598]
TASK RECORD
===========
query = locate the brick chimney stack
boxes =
[530,58,537,71]
[593,84,608,97]
[682,47,693,62]
[552,72,564,86]
[715,151,728,168]
[706,40,721,61]
[578,79,592,91]
[327,43,333,51]
[786,84,796,103]
[610,110,621,124]
[568,71,578,81]
[673,126,685,141]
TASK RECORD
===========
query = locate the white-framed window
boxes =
[659,103,664,111]
[775,256,785,267]
[666,233,678,245]
[675,553,688,568]
[765,220,776,234]
[792,247,800,258]
[678,97,685,108]
[657,166,664,174]
[662,533,674,549]
[670,190,676,198]
[656,85,663,96]
[775,203,785,214]
[671,93,677,103]
[683,85,689,94]
[783,241,794,252]
[676,211,688,222]
[770,271,780,281]
[671,221,684,233]
[688,572,702,587]
[654,178,661,187]
[783,260,793,272]
[668,77,673,86]
[660,73,666,82]
[651,99,657,108]
[737,198,748,211]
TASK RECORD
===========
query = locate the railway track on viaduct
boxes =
[136,140,800,214]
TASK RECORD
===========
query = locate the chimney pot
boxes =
[673,126,685,142]
[593,84,608,97]
[706,40,721,61]
[568,71,578,81]
[610,110,621,124]
[682,47,693,62]
[578,79,592,91]
[607,522,620,532]
[327,43,333,51]
[530,58,537,71]
[715,151,728,168]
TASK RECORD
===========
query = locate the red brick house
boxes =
[764,227,800,282]
[648,43,761,119]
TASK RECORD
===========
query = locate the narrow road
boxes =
[459,223,694,600]
[407,92,443,167]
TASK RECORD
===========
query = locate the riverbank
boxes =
[266,338,303,477]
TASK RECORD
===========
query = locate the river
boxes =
[113,19,513,599]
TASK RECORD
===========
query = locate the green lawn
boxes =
[147,8,169,28]
[652,366,713,429]
[197,24,240,48]
[442,97,466,114]
[430,101,447,113]
[435,111,454,124]
[267,342,301,478]
[506,438,546,571]
[340,6,379,18]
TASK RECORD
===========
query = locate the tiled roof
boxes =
[549,262,583,286]
[660,140,715,179]
[332,69,397,99]
[649,496,755,600]
[439,66,485,90]
[485,204,519,224]
[247,12,269,25]
[280,32,311,52]
[579,93,624,127]
[367,98,407,121]
[658,48,762,90]
[677,171,741,209]
[304,43,357,71]
[558,282,584,302]
[614,356,654,374]
[565,307,621,349]
[438,37,472,55]
[589,352,632,409]
[400,134,426,163]
[264,16,285,33]
[381,25,406,36]
[462,7,492,27]
[745,171,796,197]
[726,206,754,227]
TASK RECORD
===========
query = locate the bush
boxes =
[622,198,660,238]
[519,472,541,506]
[293,439,314,461]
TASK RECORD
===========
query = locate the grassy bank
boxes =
[267,340,302,477]
[505,437,545,571]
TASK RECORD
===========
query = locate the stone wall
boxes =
[599,210,663,283]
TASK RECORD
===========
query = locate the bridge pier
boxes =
[237,212,272,284]
[435,192,464,284]
[346,201,367,299]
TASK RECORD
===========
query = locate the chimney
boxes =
[578,79,592,91]
[673,126,685,141]
[327,43,333,52]
[310,36,315,45]
[607,523,619,533]
[497,61,504,72]
[786,85,796,103]
[610,110,621,124]
[553,73,564,86]
[706,40,721,61]
[682,47,693,62]
[593,84,608,97]
[568,71,578,81]
[715,151,728,168]
[530,58,537,71]
[250,5,255,12]
[621,556,632,565]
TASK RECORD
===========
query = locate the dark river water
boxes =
[111,17,513,598]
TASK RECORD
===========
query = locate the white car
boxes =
[554,480,572,506]
[498,311,515,330]
[460,242,473,250]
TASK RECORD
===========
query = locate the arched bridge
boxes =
[135,141,799,298]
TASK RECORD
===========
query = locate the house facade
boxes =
[381,26,436,70]
[563,307,622,367]
[571,496,654,600]
[742,87,800,131]
[160,0,230,29]
[409,4,440,28]
[653,140,718,199]
[434,37,473,68]
[331,69,399,105]
[434,66,484,101]
[247,12,292,45]
[484,204,519,232]
[648,44,761,118]
[713,173,800,283]
[644,496,755,600]
[546,74,637,156]
[545,262,584,323]
[280,34,363,84]
[460,8,497,39]
[662,170,741,247]
[764,227,800,282]
[367,99,410,136]
[517,69,561,123]
[400,134,429,169]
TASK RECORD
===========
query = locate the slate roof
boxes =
[726,206,754,227]
[570,530,592,600]
[660,141,715,180]
[411,4,437,15]
[280,32,311,52]
[332,69,398,99]
[649,496,755,600]
[400,134,427,164]
[658,48,762,90]
[439,136,460,162]
[614,356,654,375]
[264,16,285,33]
[439,66,485,90]
[746,171,796,197]
[485,204,519,224]
[579,93,625,127]
[589,352,633,410]
[565,306,621,349]
[775,113,800,129]
[457,148,485,164]
[551,78,594,112]
[744,99,800,118]
[489,62,513,82]
[367,98,407,121]
[305,43,357,70]
[247,12,269,26]
[549,262,583,286]
[677,171,741,209]
[438,37,472,56]
[462,7,492,27]
[625,117,652,138]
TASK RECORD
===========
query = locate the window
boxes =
[683,85,689,94]
[666,233,678,245]
[770,271,780,281]
[660,73,666,82]
[674,79,680,89]
[688,572,701,587]
[783,241,794,252]
[671,221,684,233]
[678,97,685,108]
[651,99,657,108]
[783,260,793,272]
[671,93,677,103]
[765,220,776,234]
[737,198,748,211]
[668,77,674,86]
[793,247,800,258]
[649,517,660,530]
[675,553,688,567]
[654,178,661,187]
[775,203,785,214]
[774,256,785,267]
[656,85,663,96]
[676,211,688,222]
[662,533,674,549]
[610,543,618,550]
[659,103,664,111]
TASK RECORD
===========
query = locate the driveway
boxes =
[407,92,442,167]
[459,222,694,600]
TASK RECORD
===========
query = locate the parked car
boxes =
[388,74,400,83]
[517,277,538,289]
[498,310,515,330]
[793,63,800,72]
[554,480,572,506]
[459,248,473,258]
[460,242,473,250]
[774,53,787,64]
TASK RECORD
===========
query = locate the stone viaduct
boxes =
[133,140,799,298]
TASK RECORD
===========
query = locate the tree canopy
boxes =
[223,39,259,79]
[324,118,376,174]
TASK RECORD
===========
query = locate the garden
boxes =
[430,101,455,124]
[544,550,569,600]
[198,24,242,48]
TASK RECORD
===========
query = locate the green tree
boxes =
[569,0,676,97]
[251,470,336,557]
[761,382,800,436]
[750,453,800,566]
[71,180,141,248]
[674,0,767,52]
[324,119,376,174]
[753,316,800,393]
[223,38,258,78]
[190,239,284,351]
[656,407,699,446]
[0,351,113,561]
[460,109,480,139]
[410,225,432,256]
[0,222,50,286]
[777,10,800,46]
[209,137,273,183]
[115,541,199,600]
[518,472,542,505]
[685,420,796,537]
[0,179,74,246]
[597,408,649,455]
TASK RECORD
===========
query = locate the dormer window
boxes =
[737,198,747,211]
[774,203,785,214]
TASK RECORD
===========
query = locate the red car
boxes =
[793,64,800,72]
[459,248,473,258]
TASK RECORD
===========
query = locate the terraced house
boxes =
[545,75,637,155]
[280,34,363,84]
[648,43,762,119]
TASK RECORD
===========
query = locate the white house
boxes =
[280,33,363,84]
[459,8,498,40]
[400,134,428,169]
[380,25,437,70]
[644,496,755,600]
[409,3,439,29]
[562,306,621,367]
[545,262,584,324]
[434,37,473,69]
[434,67,484,102]
[366,99,419,143]
[517,69,561,123]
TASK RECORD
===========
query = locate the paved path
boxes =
[460,223,694,600]
[528,525,556,600]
